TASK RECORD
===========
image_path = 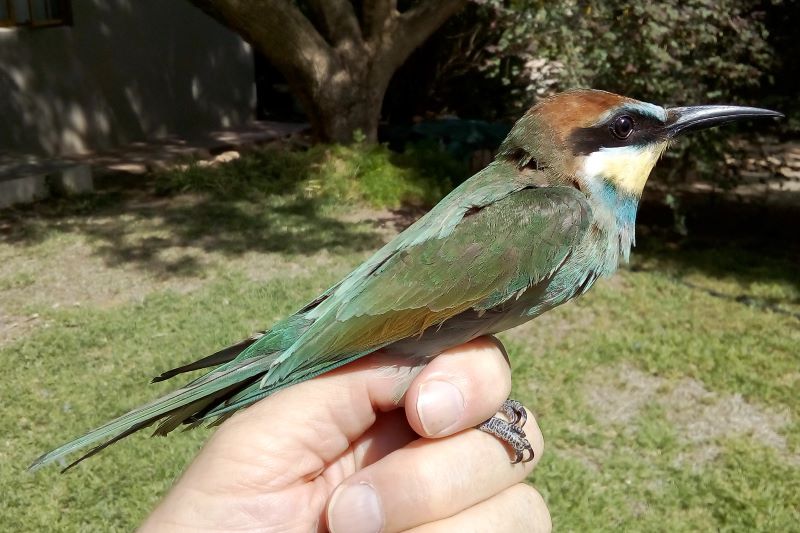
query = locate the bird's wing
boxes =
[263,184,591,386]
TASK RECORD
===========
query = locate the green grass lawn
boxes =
[1,157,798,531]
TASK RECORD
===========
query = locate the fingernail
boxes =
[328,481,383,533]
[417,379,465,436]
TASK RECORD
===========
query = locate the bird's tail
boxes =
[29,346,280,472]
[30,312,319,471]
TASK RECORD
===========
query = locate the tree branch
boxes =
[305,0,363,46]
[187,0,336,95]
[384,0,468,71]
[361,0,396,40]
[187,0,469,142]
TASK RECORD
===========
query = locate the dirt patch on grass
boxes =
[502,299,599,349]
[338,206,424,236]
[583,364,796,466]
[584,365,664,425]
[0,237,207,314]
[0,192,397,346]
[667,379,795,466]
[236,249,343,284]
[0,224,352,316]
[0,312,43,347]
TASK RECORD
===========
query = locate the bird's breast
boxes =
[500,222,624,324]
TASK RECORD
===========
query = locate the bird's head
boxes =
[498,89,782,198]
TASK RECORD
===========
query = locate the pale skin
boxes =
[139,337,551,532]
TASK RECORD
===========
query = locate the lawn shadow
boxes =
[2,166,797,300]
[0,173,384,279]
[633,195,800,316]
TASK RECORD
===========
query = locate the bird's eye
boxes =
[611,115,634,139]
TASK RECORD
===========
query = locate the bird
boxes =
[30,89,782,471]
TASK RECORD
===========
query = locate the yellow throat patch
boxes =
[581,143,667,196]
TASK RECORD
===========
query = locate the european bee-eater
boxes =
[31,89,782,470]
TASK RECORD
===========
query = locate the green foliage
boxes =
[156,142,466,209]
[305,142,464,208]
[393,0,789,184]
[515,0,781,183]
[155,147,313,198]
[447,0,778,114]
[526,0,772,106]
[395,0,781,118]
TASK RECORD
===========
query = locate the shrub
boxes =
[155,142,467,209]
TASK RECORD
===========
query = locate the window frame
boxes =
[0,0,73,29]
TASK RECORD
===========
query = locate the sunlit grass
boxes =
[506,250,799,532]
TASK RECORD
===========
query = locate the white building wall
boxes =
[0,0,255,156]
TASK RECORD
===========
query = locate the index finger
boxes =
[186,337,514,491]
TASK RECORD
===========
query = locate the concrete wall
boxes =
[0,0,255,156]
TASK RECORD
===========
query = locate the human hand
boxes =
[139,337,550,532]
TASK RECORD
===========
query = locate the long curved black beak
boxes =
[665,105,783,137]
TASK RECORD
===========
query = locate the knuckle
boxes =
[512,483,542,508]
[510,484,552,532]
[466,343,512,394]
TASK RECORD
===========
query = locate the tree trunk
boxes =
[312,87,383,144]
[189,0,468,143]
[304,65,393,143]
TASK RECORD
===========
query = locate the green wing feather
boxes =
[256,184,591,388]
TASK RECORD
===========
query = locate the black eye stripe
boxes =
[568,112,666,155]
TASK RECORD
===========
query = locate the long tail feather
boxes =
[59,389,239,472]
[151,333,264,383]
[29,353,277,472]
